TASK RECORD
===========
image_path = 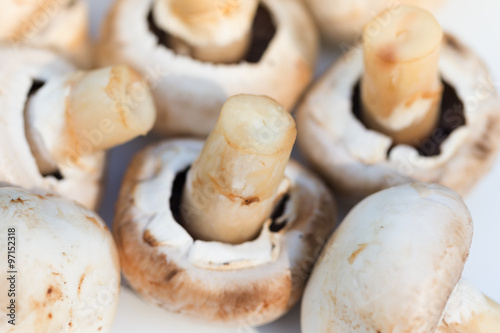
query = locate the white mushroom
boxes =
[297,7,500,200]
[113,95,337,325]
[0,45,156,209]
[304,0,445,43]
[0,187,120,333]
[0,0,92,67]
[301,182,500,332]
[97,0,318,136]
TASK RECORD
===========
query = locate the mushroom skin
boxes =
[297,35,500,200]
[97,0,318,136]
[0,187,120,333]
[301,183,499,332]
[0,46,106,210]
[304,0,445,43]
[0,0,91,67]
[113,139,336,326]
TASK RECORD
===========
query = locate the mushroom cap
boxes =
[297,34,500,200]
[301,182,473,332]
[0,0,91,68]
[0,45,106,209]
[0,187,120,333]
[97,0,318,136]
[304,0,446,43]
[113,139,336,326]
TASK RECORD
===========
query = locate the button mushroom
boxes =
[0,0,92,67]
[0,46,156,209]
[302,182,500,332]
[304,0,445,43]
[113,94,337,325]
[0,187,120,333]
[97,0,318,136]
[297,6,500,200]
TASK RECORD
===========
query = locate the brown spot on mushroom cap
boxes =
[48,313,52,319]
[143,229,160,247]
[473,115,498,160]
[444,34,465,54]
[242,196,260,206]
[46,286,63,301]
[348,243,368,264]
[11,197,26,204]
[85,215,106,230]
[78,273,86,296]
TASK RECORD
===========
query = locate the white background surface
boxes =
[84,0,500,331]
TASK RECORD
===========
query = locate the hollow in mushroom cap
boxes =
[97,0,318,136]
[0,187,120,333]
[113,139,337,326]
[297,34,500,200]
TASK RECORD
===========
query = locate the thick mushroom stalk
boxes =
[0,0,50,40]
[438,280,500,332]
[182,94,296,244]
[361,6,443,145]
[26,65,156,173]
[153,0,258,63]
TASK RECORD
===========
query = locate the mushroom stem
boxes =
[438,279,500,333]
[0,0,56,40]
[26,65,156,172]
[361,6,443,145]
[153,0,258,63]
[182,94,296,244]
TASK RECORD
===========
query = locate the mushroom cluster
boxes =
[302,183,500,332]
[0,0,92,67]
[0,45,156,209]
[97,0,318,136]
[0,0,498,332]
[0,187,120,333]
[113,94,337,325]
[298,6,500,200]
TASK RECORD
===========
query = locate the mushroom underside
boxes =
[113,139,336,326]
[297,34,500,199]
[0,46,105,209]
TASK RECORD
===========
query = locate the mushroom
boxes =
[97,0,318,136]
[0,45,156,209]
[113,94,337,325]
[297,6,500,200]
[301,182,500,332]
[304,0,445,43]
[0,0,92,67]
[0,186,120,333]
